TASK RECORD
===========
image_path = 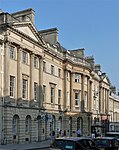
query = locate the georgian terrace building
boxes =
[109,86,119,131]
[0,8,111,144]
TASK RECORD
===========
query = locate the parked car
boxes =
[94,137,119,150]
[105,131,119,144]
[105,131,119,138]
[50,137,99,150]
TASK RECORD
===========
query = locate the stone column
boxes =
[39,57,43,108]
[17,46,22,103]
[4,42,10,100]
[64,69,68,110]
[107,90,109,113]
[81,74,85,111]
[99,87,103,113]
[30,53,34,102]
[70,71,73,111]
[88,80,92,112]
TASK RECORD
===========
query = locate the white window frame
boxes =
[10,75,15,97]
[22,79,27,99]
[10,45,15,60]
[22,50,27,64]
[75,73,80,83]
[75,92,80,106]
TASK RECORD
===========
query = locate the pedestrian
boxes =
[76,128,81,137]
[51,130,55,144]
[67,130,70,137]
[63,130,66,136]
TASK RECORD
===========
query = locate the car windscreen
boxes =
[94,139,110,147]
[105,133,119,138]
[52,140,76,150]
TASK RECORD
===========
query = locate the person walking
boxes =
[51,130,55,144]
[76,128,81,137]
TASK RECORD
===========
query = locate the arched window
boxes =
[12,115,19,134]
[25,115,31,133]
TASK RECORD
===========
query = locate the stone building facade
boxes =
[0,8,116,144]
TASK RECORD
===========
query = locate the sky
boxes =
[0,0,119,91]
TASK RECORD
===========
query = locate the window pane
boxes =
[43,85,46,102]
[22,79,27,98]
[10,46,15,59]
[34,82,38,100]
[22,51,27,64]
[51,87,54,103]
[10,76,15,97]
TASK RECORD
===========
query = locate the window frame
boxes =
[51,87,55,103]
[22,79,28,99]
[10,45,15,60]
[43,61,46,72]
[22,50,27,64]
[51,65,54,75]
[58,89,61,104]
[58,68,61,78]
[10,75,15,98]
[43,85,46,102]
[75,92,80,106]
[75,73,80,83]
[34,56,38,68]
[34,82,38,101]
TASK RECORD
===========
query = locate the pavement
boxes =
[0,139,51,150]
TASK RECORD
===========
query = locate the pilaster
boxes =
[39,57,43,108]
[4,42,10,99]
[17,46,22,102]
[30,53,34,101]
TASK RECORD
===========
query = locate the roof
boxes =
[94,137,118,140]
[55,137,93,141]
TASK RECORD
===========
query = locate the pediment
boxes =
[103,77,109,84]
[12,22,46,46]
[17,26,38,41]
[102,75,111,85]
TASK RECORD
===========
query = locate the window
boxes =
[51,87,54,103]
[10,76,15,97]
[10,46,15,59]
[75,73,80,83]
[34,56,38,68]
[84,76,88,85]
[25,116,31,133]
[58,68,61,78]
[75,92,80,106]
[43,85,46,102]
[84,91,87,108]
[34,82,38,100]
[51,65,54,75]
[43,61,46,72]
[22,50,27,64]
[22,79,27,99]
[12,115,19,134]
[58,90,61,104]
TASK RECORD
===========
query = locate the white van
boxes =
[105,131,119,138]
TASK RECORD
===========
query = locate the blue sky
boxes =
[0,0,119,90]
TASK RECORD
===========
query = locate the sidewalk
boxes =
[0,139,51,150]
